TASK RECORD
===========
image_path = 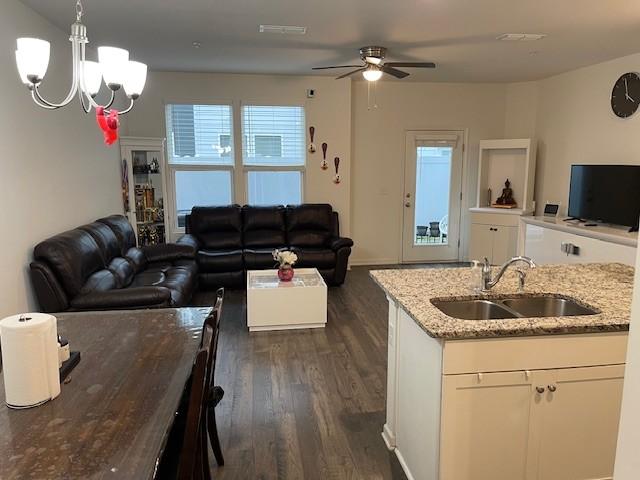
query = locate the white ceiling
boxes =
[19,0,640,82]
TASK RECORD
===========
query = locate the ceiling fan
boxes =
[312,46,436,81]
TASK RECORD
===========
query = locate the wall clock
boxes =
[611,72,640,118]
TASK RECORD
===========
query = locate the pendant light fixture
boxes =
[14,0,147,144]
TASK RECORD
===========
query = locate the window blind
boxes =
[165,104,233,165]
[242,106,305,166]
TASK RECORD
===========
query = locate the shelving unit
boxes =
[119,137,168,245]
[475,138,536,213]
[469,138,536,264]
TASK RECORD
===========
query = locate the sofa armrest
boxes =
[176,234,200,252]
[329,236,354,251]
[141,242,196,263]
[70,287,172,310]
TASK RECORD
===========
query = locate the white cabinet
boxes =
[523,222,636,266]
[536,365,624,480]
[384,302,628,480]
[469,212,519,264]
[440,370,538,480]
[440,365,624,480]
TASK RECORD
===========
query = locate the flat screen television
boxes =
[568,164,640,229]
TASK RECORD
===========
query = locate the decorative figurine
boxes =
[321,142,328,170]
[494,179,517,207]
[333,157,341,184]
[308,126,316,153]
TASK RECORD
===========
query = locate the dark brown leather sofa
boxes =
[177,204,353,288]
[30,215,197,312]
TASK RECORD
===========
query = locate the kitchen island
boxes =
[371,263,632,480]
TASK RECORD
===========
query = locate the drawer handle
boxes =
[548,384,557,393]
[536,386,545,394]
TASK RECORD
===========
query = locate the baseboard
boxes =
[381,424,396,450]
[349,258,399,266]
[395,449,416,480]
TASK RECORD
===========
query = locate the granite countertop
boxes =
[370,263,634,340]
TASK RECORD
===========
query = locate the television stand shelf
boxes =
[521,216,637,266]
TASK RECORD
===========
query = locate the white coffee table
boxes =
[246,268,328,332]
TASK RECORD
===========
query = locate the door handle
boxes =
[405,202,411,208]
[535,386,545,394]
[547,384,557,392]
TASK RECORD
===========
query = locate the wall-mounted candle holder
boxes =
[321,142,328,170]
[308,126,316,153]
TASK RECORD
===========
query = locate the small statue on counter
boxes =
[495,179,516,206]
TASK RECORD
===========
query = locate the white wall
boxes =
[350,81,507,264]
[507,54,640,215]
[0,0,121,317]
[121,72,352,236]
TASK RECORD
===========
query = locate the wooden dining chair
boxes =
[204,288,225,467]
[177,324,214,480]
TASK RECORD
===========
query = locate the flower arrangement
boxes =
[272,249,298,268]
[273,249,298,282]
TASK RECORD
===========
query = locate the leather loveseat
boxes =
[177,204,353,288]
[30,215,198,312]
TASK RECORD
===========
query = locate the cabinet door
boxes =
[536,365,625,480]
[440,371,540,480]
[492,225,518,265]
[469,223,494,263]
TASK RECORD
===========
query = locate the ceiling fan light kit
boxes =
[14,0,147,145]
[312,45,436,81]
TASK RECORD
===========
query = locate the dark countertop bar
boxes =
[0,307,211,480]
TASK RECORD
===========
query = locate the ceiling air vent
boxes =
[259,25,307,35]
[496,33,546,41]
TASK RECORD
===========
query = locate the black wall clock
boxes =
[611,72,640,118]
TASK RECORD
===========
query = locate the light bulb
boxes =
[82,61,102,96]
[98,46,129,90]
[16,38,50,84]
[362,67,383,82]
[123,61,147,99]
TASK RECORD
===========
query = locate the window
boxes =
[165,104,234,229]
[242,105,305,205]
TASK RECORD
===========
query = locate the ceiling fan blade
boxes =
[312,65,363,70]
[335,68,366,80]
[384,62,436,69]
[381,65,410,79]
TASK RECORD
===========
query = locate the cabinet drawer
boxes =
[471,212,520,227]
[442,332,628,374]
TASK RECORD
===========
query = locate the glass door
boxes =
[402,131,463,262]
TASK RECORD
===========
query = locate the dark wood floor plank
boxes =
[190,266,418,480]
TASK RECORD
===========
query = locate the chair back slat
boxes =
[177,324,214,480]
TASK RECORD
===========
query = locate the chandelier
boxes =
[14,0,147,145]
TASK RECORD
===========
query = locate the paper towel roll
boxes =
[0,313,61,409]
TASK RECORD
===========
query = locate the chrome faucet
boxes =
[482,256,536,292]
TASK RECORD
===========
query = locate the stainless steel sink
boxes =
[501,297,598,318]
[431,299,518,320]
[432,295,599,320]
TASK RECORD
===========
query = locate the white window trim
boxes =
[164,101,307,238]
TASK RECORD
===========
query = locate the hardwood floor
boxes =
[190,266,412,480]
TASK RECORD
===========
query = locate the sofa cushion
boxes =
[79,222,121,264]
[79,269,118,295]
[97,215,137,255]
[125,247,148,273]
[286,204,333,247]
[244,248,281,270]
[290,247,336,269]
[108,257,135,288]
[33,229,105,296]
[243,206,286,248]
[197,249,244,273]
[190,206,243,249]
